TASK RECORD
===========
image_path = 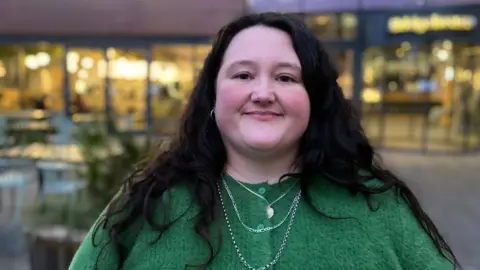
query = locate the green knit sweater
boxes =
[70,175,453,270]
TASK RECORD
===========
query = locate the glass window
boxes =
[340,13,357,39]
[150,44,211,134]
[151,45,193,123]
[0,45,21,112]
[22,43,64,111]
[333,50,354,99]
[450,44,480,149]
[67,48,105,116]
[362,42,449,104]
[362,41,479,152]
[306,13,357,40]
[107,48,147,131]
[193,44,212,82]
[325,47,354,99]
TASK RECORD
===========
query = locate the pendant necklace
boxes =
[217,181,301,269]
[231,177,299,219]
[223,178,301,233]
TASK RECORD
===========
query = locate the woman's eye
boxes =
[277,75,297,83]
[233,73,252,80]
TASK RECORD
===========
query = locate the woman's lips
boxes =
[244,111,281,121]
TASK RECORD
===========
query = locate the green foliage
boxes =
[4,118,49,146]
[26,116,159,230]
[74,117,155,212]
[25,197,98,231]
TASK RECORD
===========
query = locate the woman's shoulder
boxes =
[110,182,197,226]
[309,173,416,222]
[70,183,200,269]
[161,183,202,225]
[308,174,453,269]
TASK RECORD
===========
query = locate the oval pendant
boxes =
[267,206,274,219]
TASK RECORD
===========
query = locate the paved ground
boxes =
[381,151,480,269]
[1,151,479,270]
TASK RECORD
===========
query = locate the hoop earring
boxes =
[210,109,215,119]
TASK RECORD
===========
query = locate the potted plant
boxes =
[23,117,158,270]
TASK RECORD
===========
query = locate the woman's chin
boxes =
[243,137,281,151]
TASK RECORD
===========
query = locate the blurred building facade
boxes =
[251,0,480,152]
[0,0,244,134]
[0,0,479,152]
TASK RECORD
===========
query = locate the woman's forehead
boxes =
[221,26,300,68]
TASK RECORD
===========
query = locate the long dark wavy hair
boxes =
[93,12,458,269]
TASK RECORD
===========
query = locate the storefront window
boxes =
[452,45,480,149]
[340,13,357,39]
[22,43,64,111]
[306,13,357,40]
[333,50,354,99]
[150,44,210,134]
[362,41,479,151]
[67,48,105,117]
[0,45,21,111]
[0,43,64,113]
[194,44,211,81]
[105,48,147,131]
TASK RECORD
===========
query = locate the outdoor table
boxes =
[0,143,83,164]
[1,110,51,121]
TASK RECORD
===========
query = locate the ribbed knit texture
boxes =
[70,175,453,269]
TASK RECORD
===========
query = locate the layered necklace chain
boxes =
[217,177,302,270]
[232,178,299,219]
[223,178,300,233]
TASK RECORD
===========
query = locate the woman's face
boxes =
[215,26,310,156]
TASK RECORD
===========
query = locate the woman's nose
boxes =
[251,79,275,103]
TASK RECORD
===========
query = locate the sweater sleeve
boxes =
[69,185,195,270]
[69,217,117,270]
[387,193,455,270]
[69,205,144,270]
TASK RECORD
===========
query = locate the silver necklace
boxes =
[223,179,300,233]
[231,177,299,219]
[217,182,301,270]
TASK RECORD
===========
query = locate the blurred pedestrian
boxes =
[32,94,47,110]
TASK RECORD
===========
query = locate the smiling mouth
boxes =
[243,112,283,121]
[244,112,282,116]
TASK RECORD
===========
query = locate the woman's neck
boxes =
[225,149,299,185]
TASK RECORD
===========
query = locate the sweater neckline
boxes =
[222,173,300,199]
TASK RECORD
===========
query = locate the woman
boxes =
[70,13,457,269]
